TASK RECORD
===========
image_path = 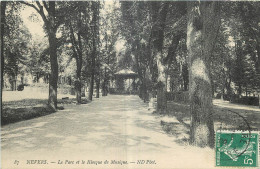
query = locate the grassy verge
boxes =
[166,102,260,129]
[1,97,88,126]
[2,105,55,126]
[159,101,260,146]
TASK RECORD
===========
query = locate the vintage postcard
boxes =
[1,0,260,169]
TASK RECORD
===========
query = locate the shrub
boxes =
[231,96,259,106]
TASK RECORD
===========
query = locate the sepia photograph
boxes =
[1,0,259,168]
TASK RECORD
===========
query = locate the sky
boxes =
[20,6,45,39]
[20,1,125,53]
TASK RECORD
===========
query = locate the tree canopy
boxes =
[1,1,259,148]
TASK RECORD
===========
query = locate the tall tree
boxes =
[62,2,91,103]
[99,2,119,96]
[149,1,187,113]
[149,2,169,114]
[88,1,100,101]
[69,21,83,103]
[1,2,7,90]
[21,2,63,109]
[2,2,31,91]
[238,2,260,105]
[120,1,155,102]
[187,1,220,147]
[27,39,50,84]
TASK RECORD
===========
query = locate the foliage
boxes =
[3,2,31,86]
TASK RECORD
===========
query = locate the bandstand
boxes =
[109,69,138,95]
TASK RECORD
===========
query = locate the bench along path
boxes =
[2,95,214,169]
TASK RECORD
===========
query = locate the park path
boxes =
[1,95,214,169]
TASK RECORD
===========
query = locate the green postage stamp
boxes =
[216,130,259,167]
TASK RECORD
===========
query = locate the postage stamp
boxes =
[216,130,259,167]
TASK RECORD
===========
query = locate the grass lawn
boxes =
[159,101,260,146]
[1,95,88,126]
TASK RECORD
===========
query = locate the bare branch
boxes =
[35,1,48,24]
[43,1,50,13]
[20,1,48,25]
[69,23,80,57]
[20,1,40,14]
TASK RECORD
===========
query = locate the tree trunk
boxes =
[221,87,225,100]
[221,68,225,100]
[135,50,148,102]
[36,73,39,83]
[75,67,81,104]
[150,2,169,114]
[238,83,242,96]
[14,77,16,90]
[75,79,81,104]
[156,84,167,113]
[75,33,83,104]
[255,45,260,107]
[156,51,167,114]
[182,63,189,91]
[211,80,215,97]
[1,2,6,90]
[89,63,94,101]
[245,84,248,97]
[96,76,100,98]
[139,78,148,102]
[103,30,110,97]
[258,95,260,108]
[0,1,6,120]
[187,1,220,148]
[89,2,99,101]
[256,44,260,73]
[10,75,16,91]
[89,39,96,101]
[102,68,108,96]
[156,34,181,113]
[21,75,24,84]
[47,2,58,110]
[226,78,232,101]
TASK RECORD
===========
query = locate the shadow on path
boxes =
[2,95,178,154]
